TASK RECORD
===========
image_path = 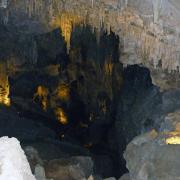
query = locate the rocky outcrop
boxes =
[24,145,96,180]
[123,111,180,180]
[45,156,93,180]
[119,174,130,180]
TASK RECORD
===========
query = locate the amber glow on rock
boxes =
[0,62,10,106]
[55,108,68,125]
[104,61,114,75]
[57,84,70,102]
[0,83,10,107]
[33,86,49,111]
[51,13,83,51]
[165,122,180,145]
[166,136,180,145]
[165,130,180,144]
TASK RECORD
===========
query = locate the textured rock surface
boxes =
[0,137,35,180]
[119,174,130,180]
[45,156,93,180]
[24,144,96,180]
[1,0,180,73]
[123,111,180,180]
[104,178,116,180]
[1,1,180,179]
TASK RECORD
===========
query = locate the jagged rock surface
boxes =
[1,1,180,179]
[123,111,180,180]
[1,0,180,73]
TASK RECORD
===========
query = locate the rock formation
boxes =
[1,1,180,179]
[0,0,180,90]
[1,0,180,69]
[0,61,10,106]
[123,111,180,180]
[0,137,35,180]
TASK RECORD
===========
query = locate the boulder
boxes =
[24,146,44,173]
[124,111,180,180]
[119,174,130,180]
[35,164,46,180]
[45,156,93,180]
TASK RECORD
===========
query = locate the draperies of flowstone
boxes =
[51,12,84,52]
[31,25,121,127]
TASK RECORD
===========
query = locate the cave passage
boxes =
[0,24,162,178]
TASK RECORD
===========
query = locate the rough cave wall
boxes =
[1,1,180,178]
[1,0,180,90]
[0,0,180,69]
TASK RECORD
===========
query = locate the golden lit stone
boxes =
[51,12,83,51]
[57,84,70,102]
[55,108,68,125]
[165,131,180,145]
[0,62,10,106]
[166,136,180,145]
[0,85,10,107]
[104,61,114,75]
[33,86,49,111]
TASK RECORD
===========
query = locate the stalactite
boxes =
[91,0,94,8]
[51,12,83,52]
[3,0,180,72]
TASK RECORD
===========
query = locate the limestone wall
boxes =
[1,0,180,72]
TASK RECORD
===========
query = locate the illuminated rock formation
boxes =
[123,111,180,179]
[56,83,70,102]
[54,107,68,125]
[33,86,49,111]
[51,13,83,51]
[161,111,180,145]
[2,0,180,74]
[0,62,10,106]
